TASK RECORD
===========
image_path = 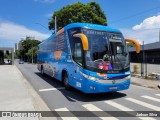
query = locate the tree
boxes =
[127,42,135,47]
[26,46,39,63]
[49,2,107,30]
[18,37,41,63]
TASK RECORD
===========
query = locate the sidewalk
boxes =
[131,76,160,90]
[0,65,54,120]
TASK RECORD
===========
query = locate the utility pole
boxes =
[145,53,147,78]
[32,42,33,64]
[141,41,145,77]
[143,41,145,76]
[55,16,57,33]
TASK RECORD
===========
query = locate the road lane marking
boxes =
[104,100,156,120]
[82,104,118,120]
[39,87,65,92]
[55,107,79,120]
[105,100,133,111]
[125,98,160,111]
[155,94,160,97]
[141,95,160,102]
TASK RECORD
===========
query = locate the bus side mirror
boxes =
[125,38,140,54]
[73,33,89,51]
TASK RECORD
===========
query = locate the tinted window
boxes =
[73,42,83,65]
[55,33,68,52]
[38,32,68,53]
[67,28,81,55]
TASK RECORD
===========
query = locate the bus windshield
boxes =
[82,28,129,72]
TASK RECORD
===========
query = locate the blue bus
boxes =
[37,23,140,93]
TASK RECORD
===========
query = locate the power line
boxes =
[110,6,160,25]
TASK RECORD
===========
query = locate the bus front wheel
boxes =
[41,66,44,75]
[63,72,71,90]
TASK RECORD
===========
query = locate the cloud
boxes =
[132,15,160,30]
[121,15,160,44]
[0,21,50,47]
[34,0,55,3]
[121,28,159,44]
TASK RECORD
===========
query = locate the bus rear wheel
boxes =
[63,72,71,90]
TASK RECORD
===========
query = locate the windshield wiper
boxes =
[115,55,125,72]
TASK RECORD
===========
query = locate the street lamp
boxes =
[35,22,52,34]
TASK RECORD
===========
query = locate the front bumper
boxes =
[83,78,130,93]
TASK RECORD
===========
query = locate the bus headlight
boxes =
[80,72,102,81]
[88,76,97,81]
[126,75,131,79]
[80,72,131,83]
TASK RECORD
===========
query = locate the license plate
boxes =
[109,86,117,90]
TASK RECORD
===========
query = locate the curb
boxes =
[15,65,56,120]
[131,82,158,90]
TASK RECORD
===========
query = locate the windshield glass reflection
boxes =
[82,28,129,72]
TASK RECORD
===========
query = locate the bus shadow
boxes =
[35,72,64,88]
[35,72,127,102]
[60,89,127,102]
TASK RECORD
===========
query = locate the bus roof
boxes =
[40,23,121,45]
[64,23,120,33]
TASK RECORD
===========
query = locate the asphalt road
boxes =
[16,62,160,120]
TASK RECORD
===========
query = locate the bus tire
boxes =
[63,72,71,90]
[41,66,44,75]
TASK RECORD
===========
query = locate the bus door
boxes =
[72,38,84,88]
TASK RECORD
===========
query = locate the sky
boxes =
[0,0,160,48]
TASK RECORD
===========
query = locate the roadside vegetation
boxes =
[17,37,41,63]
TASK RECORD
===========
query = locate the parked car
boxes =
[19,60,24,64]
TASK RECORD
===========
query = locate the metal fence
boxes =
[130,63,160,75]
